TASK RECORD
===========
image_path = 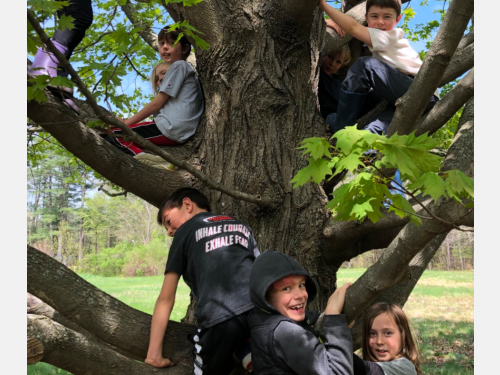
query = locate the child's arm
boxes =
[325,282,352,315]
[145,271,180,368]
[318,0,372,47]
[325,19,346,38]
[122,92,170,126]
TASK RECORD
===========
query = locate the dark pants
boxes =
[53,0,93,59]
[344,57,438,135]
[188,312,251,375]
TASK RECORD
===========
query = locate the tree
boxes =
[27,0,474,373]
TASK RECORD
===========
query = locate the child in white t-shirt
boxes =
[318,0,438,135]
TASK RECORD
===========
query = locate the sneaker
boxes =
[133,153,172,169]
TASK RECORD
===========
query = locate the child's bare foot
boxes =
[145,356,174,368]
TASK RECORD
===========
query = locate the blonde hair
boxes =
[150,61,171,94]
[332,44,351,67]
[362,303,421,375]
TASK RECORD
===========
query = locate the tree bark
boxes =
[27,245,195,363]
[27,315,192,374]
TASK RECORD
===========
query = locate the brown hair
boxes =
[158,26,192,60]
[362,303,421,375]
[156,188,211,225]
[150,61,171,94]
[366,0,401,17]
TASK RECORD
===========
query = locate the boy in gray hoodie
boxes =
[248,250,353,375]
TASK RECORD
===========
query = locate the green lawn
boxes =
[28,269,474,375]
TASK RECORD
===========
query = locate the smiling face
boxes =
[365,6,402,31]
[321,53,345,76]
[267,275,308,322]
[158,36,188,64]
[368,312,402,362]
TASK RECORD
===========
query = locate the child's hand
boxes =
[324,283,352,315]
[326,19,346,37]
[145,354,174,368]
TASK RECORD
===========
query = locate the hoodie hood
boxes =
[249,250,317,314]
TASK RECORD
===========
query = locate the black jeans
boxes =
[53,0,93,59]
[344,57,439,135]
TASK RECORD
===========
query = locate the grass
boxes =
[28,269,474,375]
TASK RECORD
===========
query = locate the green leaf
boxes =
[297,137,332,160]
[445,169,474,198]
[57,14,75,31]
[333,125,367,154]
[291,158,332,188]
[388,194,422,226]
[28,0,68,12]
[407,172,450,202]
[334,152,364,175]
[48,76,74,89]
[378,132,442,179]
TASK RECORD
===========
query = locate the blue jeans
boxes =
[344,57,439,135]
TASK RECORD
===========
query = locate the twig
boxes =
[98,184,127,197]
[28,127,45,133]
[366,159,468,230]
[124,53,148,80]
[74,31,113,54]
[27,9,274,209]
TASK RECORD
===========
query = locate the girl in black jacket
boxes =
[248,250,353,375]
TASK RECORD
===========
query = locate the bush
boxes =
[77,238,171,277]
[122,238,171,277]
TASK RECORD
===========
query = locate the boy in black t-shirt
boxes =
[145,187,260,375]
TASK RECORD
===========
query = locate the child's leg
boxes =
[188,313,250,375]
[343,57,414,105]
[101,121,179,156]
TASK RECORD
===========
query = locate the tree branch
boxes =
[27,9,275,208]
[417,67,473,136]
[388,0,474,136]
[27,315,192,374]
[120,0,159,51]
[348,231,449,349]
[439,43,474,87]
[321,2,366,56]
[98,184,127,197]
[343,94,474,324]
[27,245,195,363]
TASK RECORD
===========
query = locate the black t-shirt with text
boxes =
[165,212,260,329]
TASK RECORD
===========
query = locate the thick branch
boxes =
[321,2,366,56]
[27,95,189,208]
[439,43,474,87]
[388,0,474,136]
[27,245,195,363]
[121,0,159,51]
[27,315,191,374]
[27,293,143,361]
[417,68,473,136]
[457,30,474,49]
[27,9,274,208]
[322,212,410,267]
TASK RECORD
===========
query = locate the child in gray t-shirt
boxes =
[101,27,204,167]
